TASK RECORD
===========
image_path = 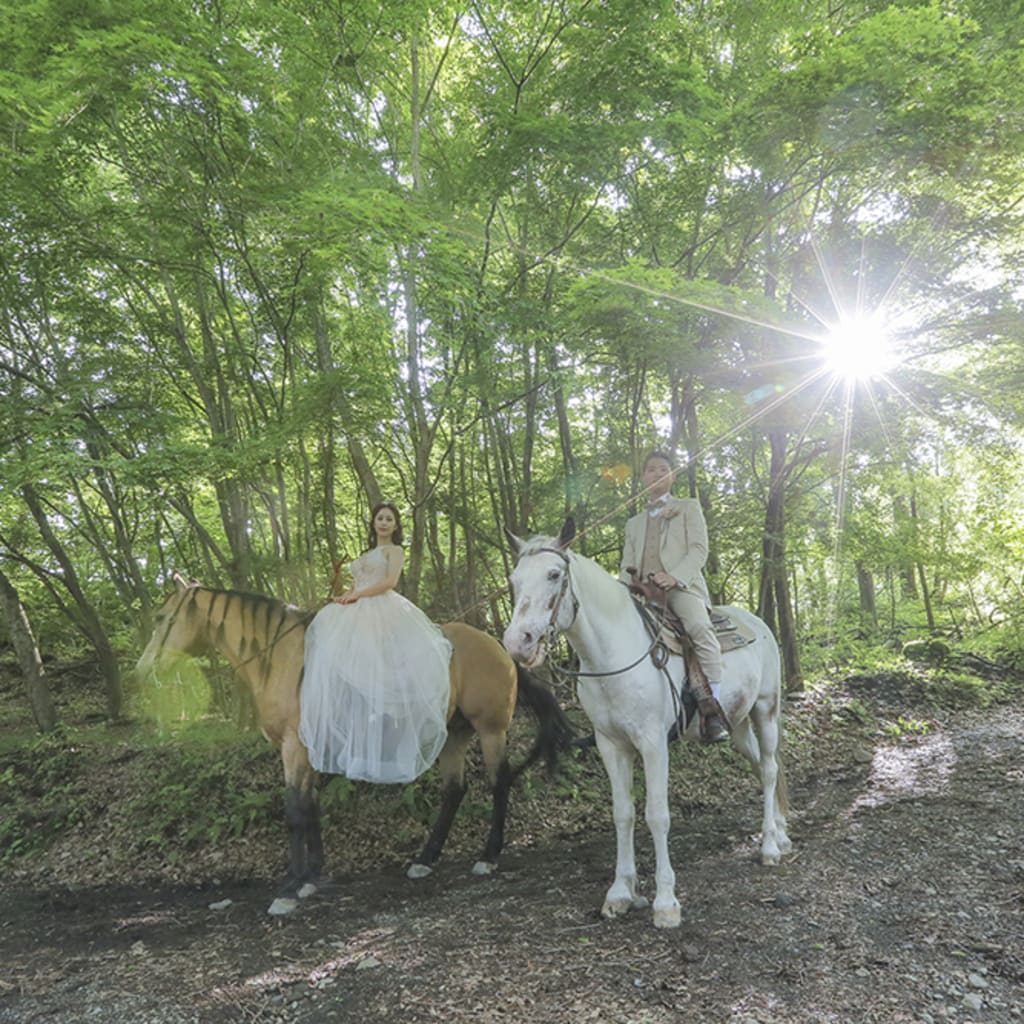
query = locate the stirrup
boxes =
[667,690,698,745]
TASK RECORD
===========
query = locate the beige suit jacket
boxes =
[619,495,711,608]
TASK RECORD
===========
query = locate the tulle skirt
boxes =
[298,592,452,783]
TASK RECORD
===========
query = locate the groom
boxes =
[619,450,729,744]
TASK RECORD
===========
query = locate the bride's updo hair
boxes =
[367,502,404,548]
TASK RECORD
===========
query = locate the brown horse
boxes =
[136,575,575,915]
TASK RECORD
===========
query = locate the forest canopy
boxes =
[2,0,1023,721]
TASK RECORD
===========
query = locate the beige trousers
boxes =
[665,588,722,692]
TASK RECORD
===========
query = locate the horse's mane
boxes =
[515,534,562,559]
[184,584,315,624]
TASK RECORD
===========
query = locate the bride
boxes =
[299,502,451,783]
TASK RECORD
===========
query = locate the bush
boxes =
[902,638,950,665]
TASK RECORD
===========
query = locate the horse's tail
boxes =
[775,751,790,816]
[771,679,790,816]
[510,665,577,779]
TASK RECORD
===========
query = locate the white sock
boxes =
[710,682,721,702]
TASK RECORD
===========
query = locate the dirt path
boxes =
[2,705,1022,1024]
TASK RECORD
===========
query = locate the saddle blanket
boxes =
[658,607,757,657]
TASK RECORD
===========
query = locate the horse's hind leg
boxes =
[758,705,792,858]
[474,727,513,875]
[745,704,792,865]
[408,719,473,879]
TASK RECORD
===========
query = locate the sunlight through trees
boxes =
[2,0,1024,715]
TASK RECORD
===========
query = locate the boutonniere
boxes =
[660,505,681,521]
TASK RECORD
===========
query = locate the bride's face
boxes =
[374,507,397,540]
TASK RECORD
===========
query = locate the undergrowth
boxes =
[124,734,282,860]
[0,726,102,864]
[1,644,1021,884]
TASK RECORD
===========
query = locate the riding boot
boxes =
[698,695,730,745]
[685,650,729,745]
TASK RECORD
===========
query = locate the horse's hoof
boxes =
[407,863,433,880]
[267,897,298,916]
[601,897,634,919]
[761,845,782,866]
[653,904,681,929]
[471,860,497,876]
[297,882,318,899]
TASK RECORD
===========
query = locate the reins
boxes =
[539,563,687,731]
[239,609,312,671]
[547,599,666,681]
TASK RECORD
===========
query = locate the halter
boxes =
[521,547,666,682]
[529,546,579,647]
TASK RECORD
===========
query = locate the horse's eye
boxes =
[547,569,561,582]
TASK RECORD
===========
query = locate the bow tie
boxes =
[647,497,668,515]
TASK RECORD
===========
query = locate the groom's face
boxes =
[642,457,675,501]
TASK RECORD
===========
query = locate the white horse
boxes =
[503,518,791,929]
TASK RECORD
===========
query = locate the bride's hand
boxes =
[339,590,359,604]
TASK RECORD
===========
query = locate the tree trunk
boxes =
[856,561,878,630]
[518,339,538,531]
[399,33,433,605]
[549,346,582,526]
[775,569,802,692]
[907,490,936,632]
[677,378,724,603]
[757,436,784,632]
[20,484,123,719]
[917,562,936,633]
[891,494,918,598]
[0,568,57,732]
[757,427,803,691]
[312,293,380,569]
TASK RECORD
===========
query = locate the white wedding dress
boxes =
[299,546,452,783]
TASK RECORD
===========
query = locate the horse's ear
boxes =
[171,571,188,591]
[504,527,524,557]
[557,517,576,549]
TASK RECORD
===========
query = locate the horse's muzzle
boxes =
[502,628,546,669]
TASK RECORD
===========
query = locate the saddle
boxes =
[626,576,756,657]
[626,574,753,744]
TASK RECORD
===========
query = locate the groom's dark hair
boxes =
[642,450,676,471]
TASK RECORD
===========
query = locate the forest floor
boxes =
[1,662,1022,1024]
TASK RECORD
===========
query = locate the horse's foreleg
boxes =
[639,742,680,929]
[595,734,644,920]
[268,740,321,916]
[408,723,473,879]
[475,729,513,875]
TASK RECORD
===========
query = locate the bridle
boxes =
[515,547,666,682]
[147,583,311,673]
[526,546,579,650]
